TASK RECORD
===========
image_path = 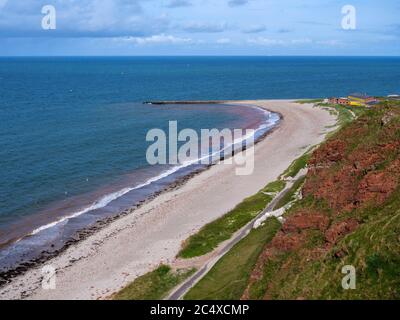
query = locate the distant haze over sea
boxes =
[1,57,400,101]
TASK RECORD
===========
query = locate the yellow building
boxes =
[349,100,363,107]
[348,93,377,106]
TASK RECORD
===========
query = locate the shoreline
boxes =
[0,103,278,286]
[0,99,337,300]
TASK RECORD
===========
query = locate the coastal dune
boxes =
[0,100,337,300]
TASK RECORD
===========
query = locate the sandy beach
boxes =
[0,100,337,300]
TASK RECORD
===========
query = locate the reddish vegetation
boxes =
[303,138,400,213]
[325,219,359,244]
[308,139,346,166]
[282,210,330,233]
[242,108,400,300]
[265,210,330,254]
[270,232,306,252]
[356,171,398,206]
[242,209,331,299]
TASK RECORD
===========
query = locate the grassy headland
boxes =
[244,101,400,299]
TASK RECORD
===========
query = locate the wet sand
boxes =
[0,100,337,300]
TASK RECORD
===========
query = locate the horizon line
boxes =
[1,55,400,58]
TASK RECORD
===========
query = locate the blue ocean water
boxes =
[0,56,399,271]
[0,99,266,233]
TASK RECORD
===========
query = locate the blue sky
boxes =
[0,0,399,56]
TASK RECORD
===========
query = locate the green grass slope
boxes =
[113,265,195,300]
[245,102,400,300]
[184,218,281,300]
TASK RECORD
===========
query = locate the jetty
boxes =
[143,100,227,105]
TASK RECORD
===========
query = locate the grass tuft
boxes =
[281,153,310,179]
[113,265,195,300]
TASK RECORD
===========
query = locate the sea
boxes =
[0,56,399,274]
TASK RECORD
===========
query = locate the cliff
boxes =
[243,102,400,299]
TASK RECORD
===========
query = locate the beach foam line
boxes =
[29,164,187,236]
[29,109,280,237]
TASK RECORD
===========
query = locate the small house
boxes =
[328,97,350,105]
[348,93,378,106]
